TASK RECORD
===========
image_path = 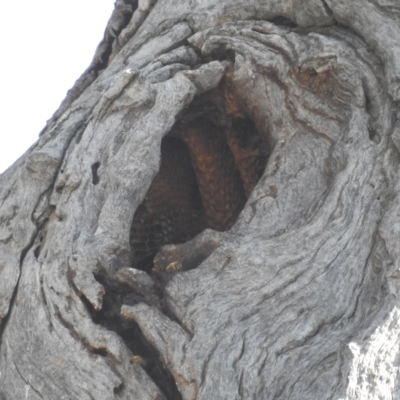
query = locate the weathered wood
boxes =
[1,0,400,399]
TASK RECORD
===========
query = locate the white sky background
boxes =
[0,0,115,174]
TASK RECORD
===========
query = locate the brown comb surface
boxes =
[130,137,206,266]
[178,118,247,231]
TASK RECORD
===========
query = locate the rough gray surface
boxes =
[1,0,400,399]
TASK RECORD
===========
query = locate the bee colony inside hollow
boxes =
[130,87,270,273]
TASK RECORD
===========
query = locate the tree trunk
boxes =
[1,0,400,399]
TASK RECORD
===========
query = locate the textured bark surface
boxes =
[1,0,400,399]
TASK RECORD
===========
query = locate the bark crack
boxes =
[76,271,183,400]
[0,180,17,209]
[12,358,42,398]
[320,0,334,18]
[0,220,39,344]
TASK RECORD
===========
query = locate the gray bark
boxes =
[1,0,400,399]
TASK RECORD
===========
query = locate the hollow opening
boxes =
[365,94,380,144]
[91,347,108,357]
[269,16,298,28]
[130,82,271,273]
[91,162,101,185]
